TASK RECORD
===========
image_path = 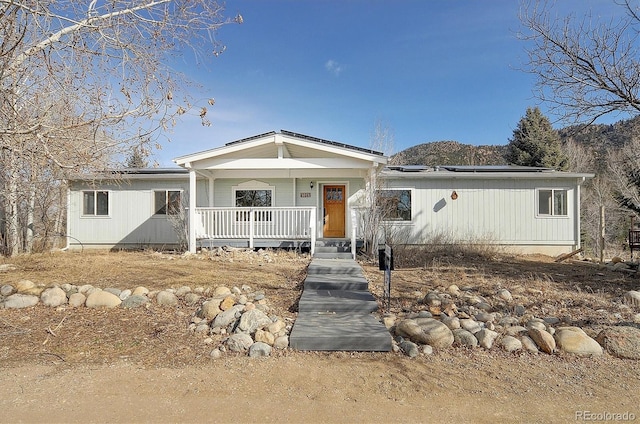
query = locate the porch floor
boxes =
[289,256,392,352]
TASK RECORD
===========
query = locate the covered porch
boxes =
[174,131,387,256]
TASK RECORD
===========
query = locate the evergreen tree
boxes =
[505,107,569,170]
[126,147,149,168]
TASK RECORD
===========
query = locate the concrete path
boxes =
[289,258,392,351]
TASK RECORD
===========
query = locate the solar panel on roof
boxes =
[225,131,277,146]
[280,130,384,156]
[441,165,554,172]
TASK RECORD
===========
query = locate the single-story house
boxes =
[66,130,593,256]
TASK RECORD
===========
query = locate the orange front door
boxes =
[323,185,345,238]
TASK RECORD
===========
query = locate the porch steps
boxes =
[289,257,392,352]
[312,239,354,260]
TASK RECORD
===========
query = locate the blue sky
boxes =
[157,0,623,166]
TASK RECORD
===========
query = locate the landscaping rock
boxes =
[528,328,556,354]
[86,291,121,308]
[273,335,289,349]
[156,290,179,306]
[1,284,15,296]
[496,289,513,302]
[596,326,640,360]
[521,335,539,353]
[248,342,272,358]
[452,328,478,348]
[226,333,253,352]
[68,292,86,307]
[40,287,67,307]
[212,304,245,329]
[399,340,419,358]
[501,335,522,352]
[254,329,275,345]
[121,295,149,309]
[554,327,603,356]
[476,328,499,349]
[238,309,272,334]
[460,319,482,334]
[15,280,36,293]
[132,286,149,296]
[3,293,39,309]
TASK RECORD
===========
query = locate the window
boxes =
[154,190,182,215]
[378,189,412,221]
[235,189,273,221]
[538,189,568,216]
[83,191,109,216]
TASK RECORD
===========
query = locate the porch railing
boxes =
[194,207,316,253]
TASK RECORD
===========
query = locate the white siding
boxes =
[68,179,190,248]
[382,177,578,251]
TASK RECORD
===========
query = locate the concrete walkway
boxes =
[289,258,392,351]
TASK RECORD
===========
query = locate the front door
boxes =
[323,185,345,238]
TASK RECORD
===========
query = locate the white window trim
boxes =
[152,189,184,217]
[378,187,414,224]
[81,190,111,218]
[535,188,570,218]
[232,182,276,207]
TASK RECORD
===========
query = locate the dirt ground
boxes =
[1,249,639,424]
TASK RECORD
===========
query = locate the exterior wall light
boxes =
[451,191,458,200]
[310,181,314,189]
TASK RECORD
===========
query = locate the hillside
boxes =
[390,141,507,166]
[390,115,640,167]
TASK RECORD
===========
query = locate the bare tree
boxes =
[519,0,640,125]
[0,1,240,255]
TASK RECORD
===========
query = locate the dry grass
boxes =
[1,247,638,368]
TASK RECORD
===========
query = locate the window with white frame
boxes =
[234,188,273,221]
[378,189,412,221]
[537,189,568,216]
[83,191,109,216]
[154,190,182,215]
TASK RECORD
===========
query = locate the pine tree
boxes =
[505,107,569,170]
[126,147,149,169]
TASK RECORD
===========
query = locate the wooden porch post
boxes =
[188,168,197,253]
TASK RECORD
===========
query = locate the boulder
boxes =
[212,304,245,329]
[3,293,39,309]
[68,292,86,307]
[121,295,150,309]
[254,329,275,345]
[199,298,223,320]
[399,340,419,358]
[500,335,522,352]
[596,326,640,360]
[156,290,179,306]
[452,328,478,348]
[460,319,482,334]
[528,328,556,354]
[15,280,36,293]
[248,342,272,358]
[475,328,499,349]
[397,318,454,349]
[86,291,121,308]
[520,335,539,353]
[554,327,603,356]
[1,284,15,296]
[226,333,254,352]
[238,309,272,334]
[273,336,289,349]
[40,287,67,307]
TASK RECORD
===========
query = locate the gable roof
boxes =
[173,130,387,170]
